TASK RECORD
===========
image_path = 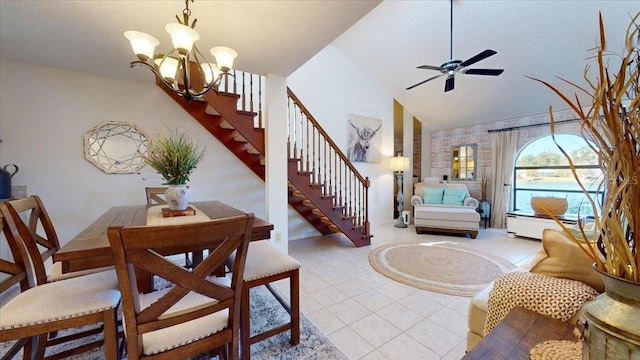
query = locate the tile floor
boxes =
[280,223,543,360]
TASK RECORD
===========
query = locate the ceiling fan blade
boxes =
[417,65,444,71]
[464,68,504,76]
[406,74,443,90]
[459,49,497,67]
[444,76,455,92]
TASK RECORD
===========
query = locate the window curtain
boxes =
[490,131,518,228]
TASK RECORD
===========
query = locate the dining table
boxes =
[54,200,274,293]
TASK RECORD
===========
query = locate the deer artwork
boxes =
[347,120,382,162]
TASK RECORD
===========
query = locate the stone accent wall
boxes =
[429,109,582,200]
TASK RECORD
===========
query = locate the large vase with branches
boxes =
[530,12,639,359]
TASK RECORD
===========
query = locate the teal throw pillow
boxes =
[442,188,467,205]
[423,187,444,204]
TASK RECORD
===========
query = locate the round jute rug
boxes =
[368,243,516,296]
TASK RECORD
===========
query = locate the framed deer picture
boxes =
[347,114,382,163]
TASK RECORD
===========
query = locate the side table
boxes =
[463,307,577,359]
[478,200,490,229]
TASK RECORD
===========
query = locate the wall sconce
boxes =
[390,154,410,228]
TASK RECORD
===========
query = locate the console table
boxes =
[463,307,577,359]
[506,210,577,240]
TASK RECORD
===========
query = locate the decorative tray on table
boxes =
[161,207,196,218]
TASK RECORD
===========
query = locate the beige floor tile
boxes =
[308,284,349,307]
[321,268,352,285]
[306,307,346,335]
[361,350,390,360]
[334,276,374,297]
[374,281,417,301]
[406,318,463,356]
[428,306,469,337]
[299,271,332,292]
[442,339,468,360]
[398,291,446,318]
[377,333,441,360]
[447,296,471,316]
[327,298,372,325]
[299,290,323,314]
[329,326,376,360]
[352,288,395,312]
[375,302,425,331]
[350,314,402,348]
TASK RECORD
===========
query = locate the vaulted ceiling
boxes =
[1,1,637,131]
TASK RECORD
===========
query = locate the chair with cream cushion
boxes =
[226,240,301,360]
[2,195,114,283]
[107,213,254,360]
[0,206,122,360]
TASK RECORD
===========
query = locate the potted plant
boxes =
[530,12,639,358]
[142,128,205,210]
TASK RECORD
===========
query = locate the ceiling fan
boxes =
[406,0,504,92]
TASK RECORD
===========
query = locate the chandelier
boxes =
[124,0,237,102]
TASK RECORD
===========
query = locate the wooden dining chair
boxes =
[107,213,254,360]
[226,240,301,360]
[2,195,114,284]
[145,186,168,206]
[0,206,122,360]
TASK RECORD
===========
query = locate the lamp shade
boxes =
[154,57,179,82]
[201,63,220,85]
[210,46,238,72]
[390,156,410,172]
[124,31,159,61]
[165,23,199,56]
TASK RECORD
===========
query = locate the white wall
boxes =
[0,60,266,245]
[288,44,396,229]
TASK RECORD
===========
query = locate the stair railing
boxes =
[218,70,265,129]
[287,88,371,237]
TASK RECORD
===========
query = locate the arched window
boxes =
[513,134,602,217]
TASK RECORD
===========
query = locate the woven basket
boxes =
[531,197,568,216]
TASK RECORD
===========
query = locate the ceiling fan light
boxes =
[154,57,179,82]
[165,23,199,56]
[124,31,159,62]
[210,46,238,72]
[201,63,221,85]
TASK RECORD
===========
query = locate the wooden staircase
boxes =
[157,73,371,247]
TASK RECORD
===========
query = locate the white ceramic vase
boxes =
[164,184,190,211]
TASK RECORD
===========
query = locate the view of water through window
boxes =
[513,134,602,218]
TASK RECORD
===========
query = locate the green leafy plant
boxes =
[529,12,639,282]
[142,128,205,185]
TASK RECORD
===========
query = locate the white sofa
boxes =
[466,229,604,351]
[410,177,480,238]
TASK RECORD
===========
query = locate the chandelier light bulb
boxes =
[165,23,200,56]
[201,63,221,85]
[154,57,179,82]
[124,31,159,62]
[210,47,238,72]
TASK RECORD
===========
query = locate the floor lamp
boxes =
[390,155,410,228]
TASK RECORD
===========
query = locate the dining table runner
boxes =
[146,205,211,226]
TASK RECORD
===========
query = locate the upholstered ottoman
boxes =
[414,205,480,239]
